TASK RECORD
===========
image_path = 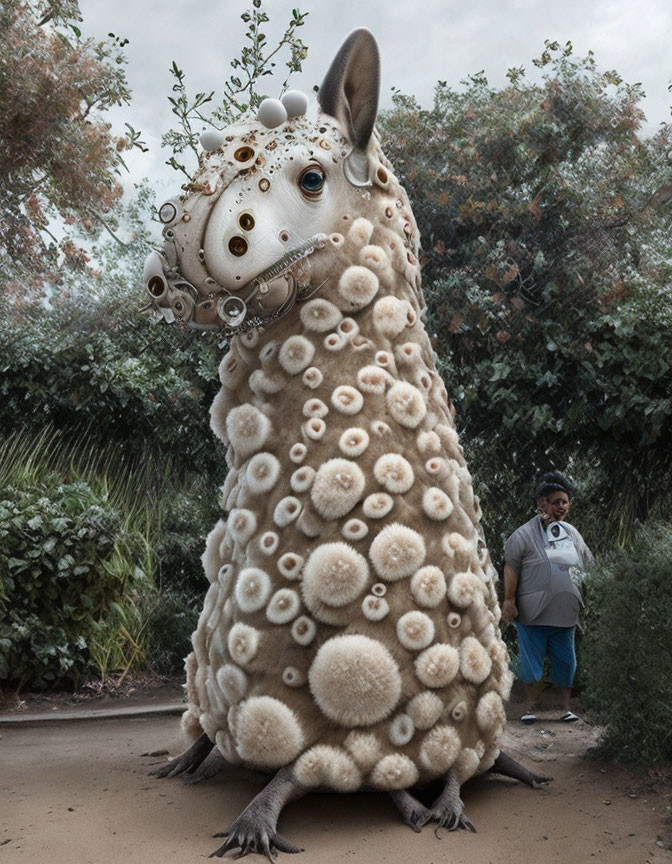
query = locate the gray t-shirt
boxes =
[504,516,594,626]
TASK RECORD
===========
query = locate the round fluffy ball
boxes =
[388,713,415,746]
[294,745,361,792]
[277,552,304,580]
[415,643,460,688]
[234,567,271,613]
[396,611,435,651]
[410,566,447,608]
[216,664,248,704]
[331,385,364,415]
[422,487,454,520]
[344,732,382,772]
[337,265,379,310]
[370,421,392,440]
[266,588,301,624]
[226,404,272,460]
[476,692,505,732]
[227,622,260,666]
[357,365,391,394]
[304,418,326,440]
[419,725,461,772]
[406,691,443,730]
[339,427,370,458]
[246,452,281,494]
[370,754,419,790]
[289,442,307,464]
[290,466,315,493]
[385,382,427,429]
[309,634,402,727]
[228,509,257,546]
[302,542,369,609]
[342,518,369,541]
[300,298,343,332]
[369,523,426,581]
[311,458,365,520]
[417,430,442,455]
[291,615,316,646]
[374,453,415,494]
[372,296,409,338]
[303,397,329,419]
[302,367,323,389]
[235,696,304,769]
[259,531,279,556]
[279,335,315,374]
[361,594,389,621]
[448,572,479,608]
[460,636,493,685]
[362,492,394,520]
[324,332,346,351]
[273,496,302,527]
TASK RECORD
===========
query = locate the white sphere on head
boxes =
[199,130,224,151]
[281,89,309,117]
[257,98,288,128]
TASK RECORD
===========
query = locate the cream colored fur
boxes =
[173,109,513,792]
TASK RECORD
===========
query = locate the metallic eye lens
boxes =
[228,236,248,257]
[299,168,325,193]
[234,146,255,162]
[238,213,255,231]
[159,202,177,223]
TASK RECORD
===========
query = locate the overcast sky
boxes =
[79,0,671,200]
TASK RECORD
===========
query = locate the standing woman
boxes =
[501,471,594,724]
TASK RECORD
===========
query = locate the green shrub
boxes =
[0,428,158,689]
[581,522,672,764]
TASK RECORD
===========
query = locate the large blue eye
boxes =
[299,166,325,195]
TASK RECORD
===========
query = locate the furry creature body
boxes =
[146,29,546,858]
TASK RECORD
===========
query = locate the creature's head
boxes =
[143,29,419,335]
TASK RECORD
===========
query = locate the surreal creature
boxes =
[143,28,548,860]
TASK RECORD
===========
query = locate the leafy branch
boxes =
[161,0,308,176]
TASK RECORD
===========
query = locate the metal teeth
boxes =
[253,234,327,288]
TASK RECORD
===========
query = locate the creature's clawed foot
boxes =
[416,770,477,836]
[151,732,214,779]
[211,817,302,861]
[211,764,305,860]
[418,800,476,836]
[184,747,227,785]
[389,789,431,833]
[490,751,553,789]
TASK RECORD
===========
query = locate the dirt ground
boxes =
[2,694,671,864]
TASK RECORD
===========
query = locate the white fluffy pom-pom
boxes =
[374,453,415,494]
[414,643,459,688]
[369,523,426,581]
[410,566,447,608]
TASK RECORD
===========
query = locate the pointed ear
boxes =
[318,29,380,186]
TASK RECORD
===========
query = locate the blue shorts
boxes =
[514,623,577,688]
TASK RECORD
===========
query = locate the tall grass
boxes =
[0,427,167,686]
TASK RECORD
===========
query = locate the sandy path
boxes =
[2,713,670,864]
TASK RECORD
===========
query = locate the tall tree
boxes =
[378,42,672,548]
[0,0,144,295]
